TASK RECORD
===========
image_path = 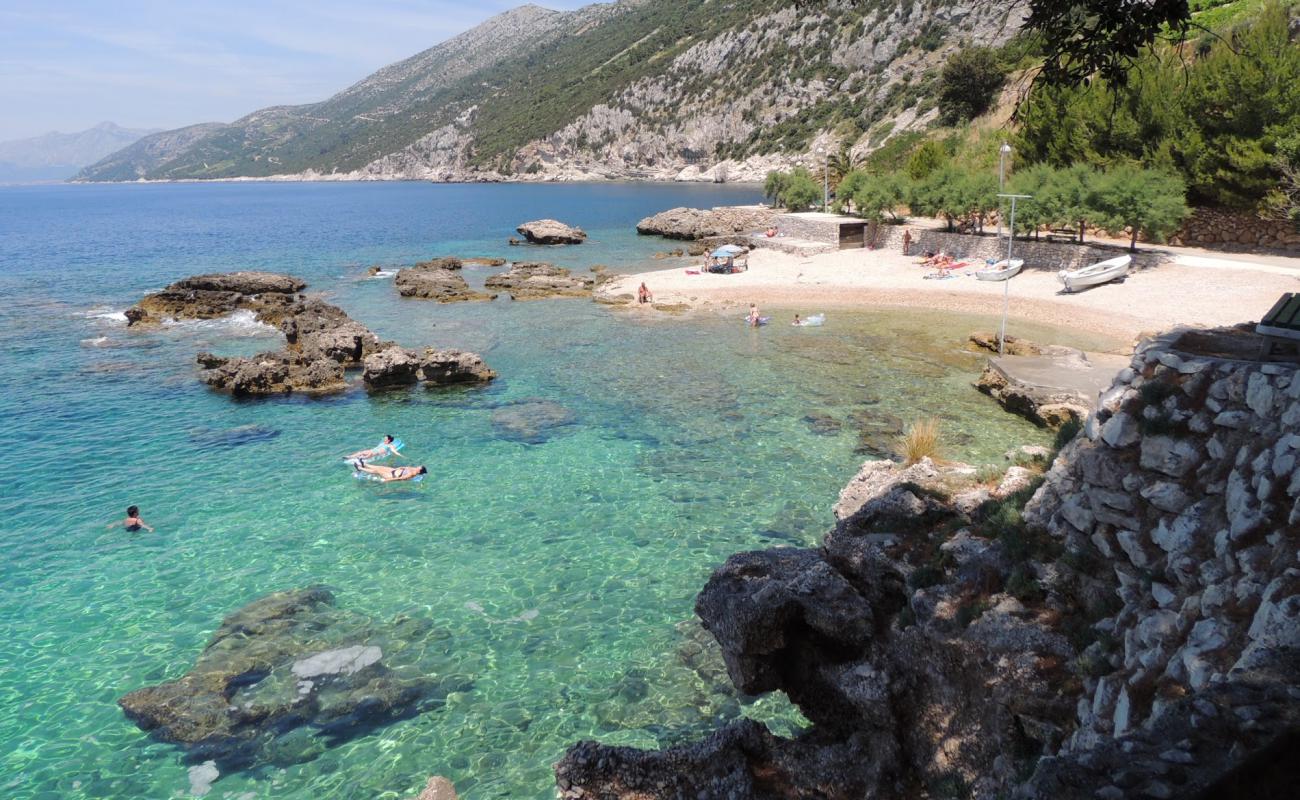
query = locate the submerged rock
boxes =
[490,399,576,444]
[118,587,455,773]
[515,219,586,245]
[483,262,594,300]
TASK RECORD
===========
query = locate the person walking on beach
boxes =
[353,460,428,483]
[902,228,913,256]
[110,505,154,533]
[637,282,653,304]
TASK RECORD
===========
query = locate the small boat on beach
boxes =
[974,259,1024,282]
[1058,255,1131,293]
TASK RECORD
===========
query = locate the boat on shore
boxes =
[974,258,1024,282]
[1058,255,1131,293]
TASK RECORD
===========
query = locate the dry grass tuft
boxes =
[897,417,943,465]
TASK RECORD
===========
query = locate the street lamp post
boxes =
[996,143,1012,240]
[819,147,829,211]
[996,192,1032,357]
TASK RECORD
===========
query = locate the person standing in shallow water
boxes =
[637,282,652,304]
[110,505,154,533]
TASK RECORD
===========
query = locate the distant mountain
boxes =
[0,122,161,183]
[77,1,1020,183]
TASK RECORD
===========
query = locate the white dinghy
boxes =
[974,258,1024,282]
[1058,254,1131,293]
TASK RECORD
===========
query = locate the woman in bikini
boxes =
[353,461,428,482]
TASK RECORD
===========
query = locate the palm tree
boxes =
[828,145,861,190]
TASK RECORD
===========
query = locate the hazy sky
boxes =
[0,1,591,142]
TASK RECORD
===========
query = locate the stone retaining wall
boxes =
[874,225,1167,271]
[1170,207,1300,252]
[1024,328,1300,759]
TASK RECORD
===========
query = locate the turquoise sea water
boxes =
[0,182,1065,799]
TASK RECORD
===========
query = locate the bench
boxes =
[1257,293,1300,361]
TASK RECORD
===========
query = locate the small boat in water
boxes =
[1058,255,1131,293]
[974,258,1024,282]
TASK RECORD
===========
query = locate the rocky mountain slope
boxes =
[555,326,1300,798]
[77,1,1022,183]
[0,121,159,182]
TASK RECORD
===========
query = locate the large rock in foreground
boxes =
[515,219,586,245]
[118,587,466,772]
[636,206,777,240]
[483,262,594,300]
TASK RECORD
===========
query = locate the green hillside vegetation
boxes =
[1015,0,1300,215]
[766,0,1296,242]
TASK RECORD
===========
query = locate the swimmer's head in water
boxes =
[383,434,394,443]
[418,466,428,476]
[127,505,139,517]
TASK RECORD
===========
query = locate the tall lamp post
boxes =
[996,143,1012,240]
[996,192,1032,357]
[818,146,829,211]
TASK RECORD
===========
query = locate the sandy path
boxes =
[605,245,1300,342]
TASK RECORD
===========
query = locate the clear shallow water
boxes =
[1,183,1057,799]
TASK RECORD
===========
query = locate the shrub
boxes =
[1086,168,1189,251]
[1006,564,1046,603]
[763,167,822,210]
[937,46,1006,124]
[910,564,946,589]
[897,417,943,465]
[956,598,989,629]
[1053,419,1082,451]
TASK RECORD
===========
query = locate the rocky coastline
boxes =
[555,326,1300,799]
[126,271,496,395]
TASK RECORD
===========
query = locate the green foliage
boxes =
[909,564,946,590]
[906,139,948,181]
[1053,419,1083,451]
[1005,564,1046,603]
[937,47,1006,124]
[764,167,822,210]
[847,171,911,221]
[1087,168,1189,250]
[1015,2,1300,211]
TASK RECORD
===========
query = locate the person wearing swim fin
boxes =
[346,434,402,461]
[110,505,154,533]
[353,460,428,482]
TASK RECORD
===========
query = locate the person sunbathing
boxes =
[346,435,402,461]
[353,460,428,482]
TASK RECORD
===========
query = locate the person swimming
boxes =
[110,505,154,533]
[346,434,402,461]
[792,314,803,326]
[353,460,428,483]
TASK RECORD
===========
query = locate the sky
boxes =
[0,1,591,142]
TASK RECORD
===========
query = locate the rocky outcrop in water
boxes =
[129,272,496,395]
[118,587,468,773]
[363,347,497,389]
[635,206,777,241]
[483,262,594,299]
[125,271,307,327]
[395,258,497,302]
[196,351,347,396]
[515,219,586,245]
[557,327,1300,799]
